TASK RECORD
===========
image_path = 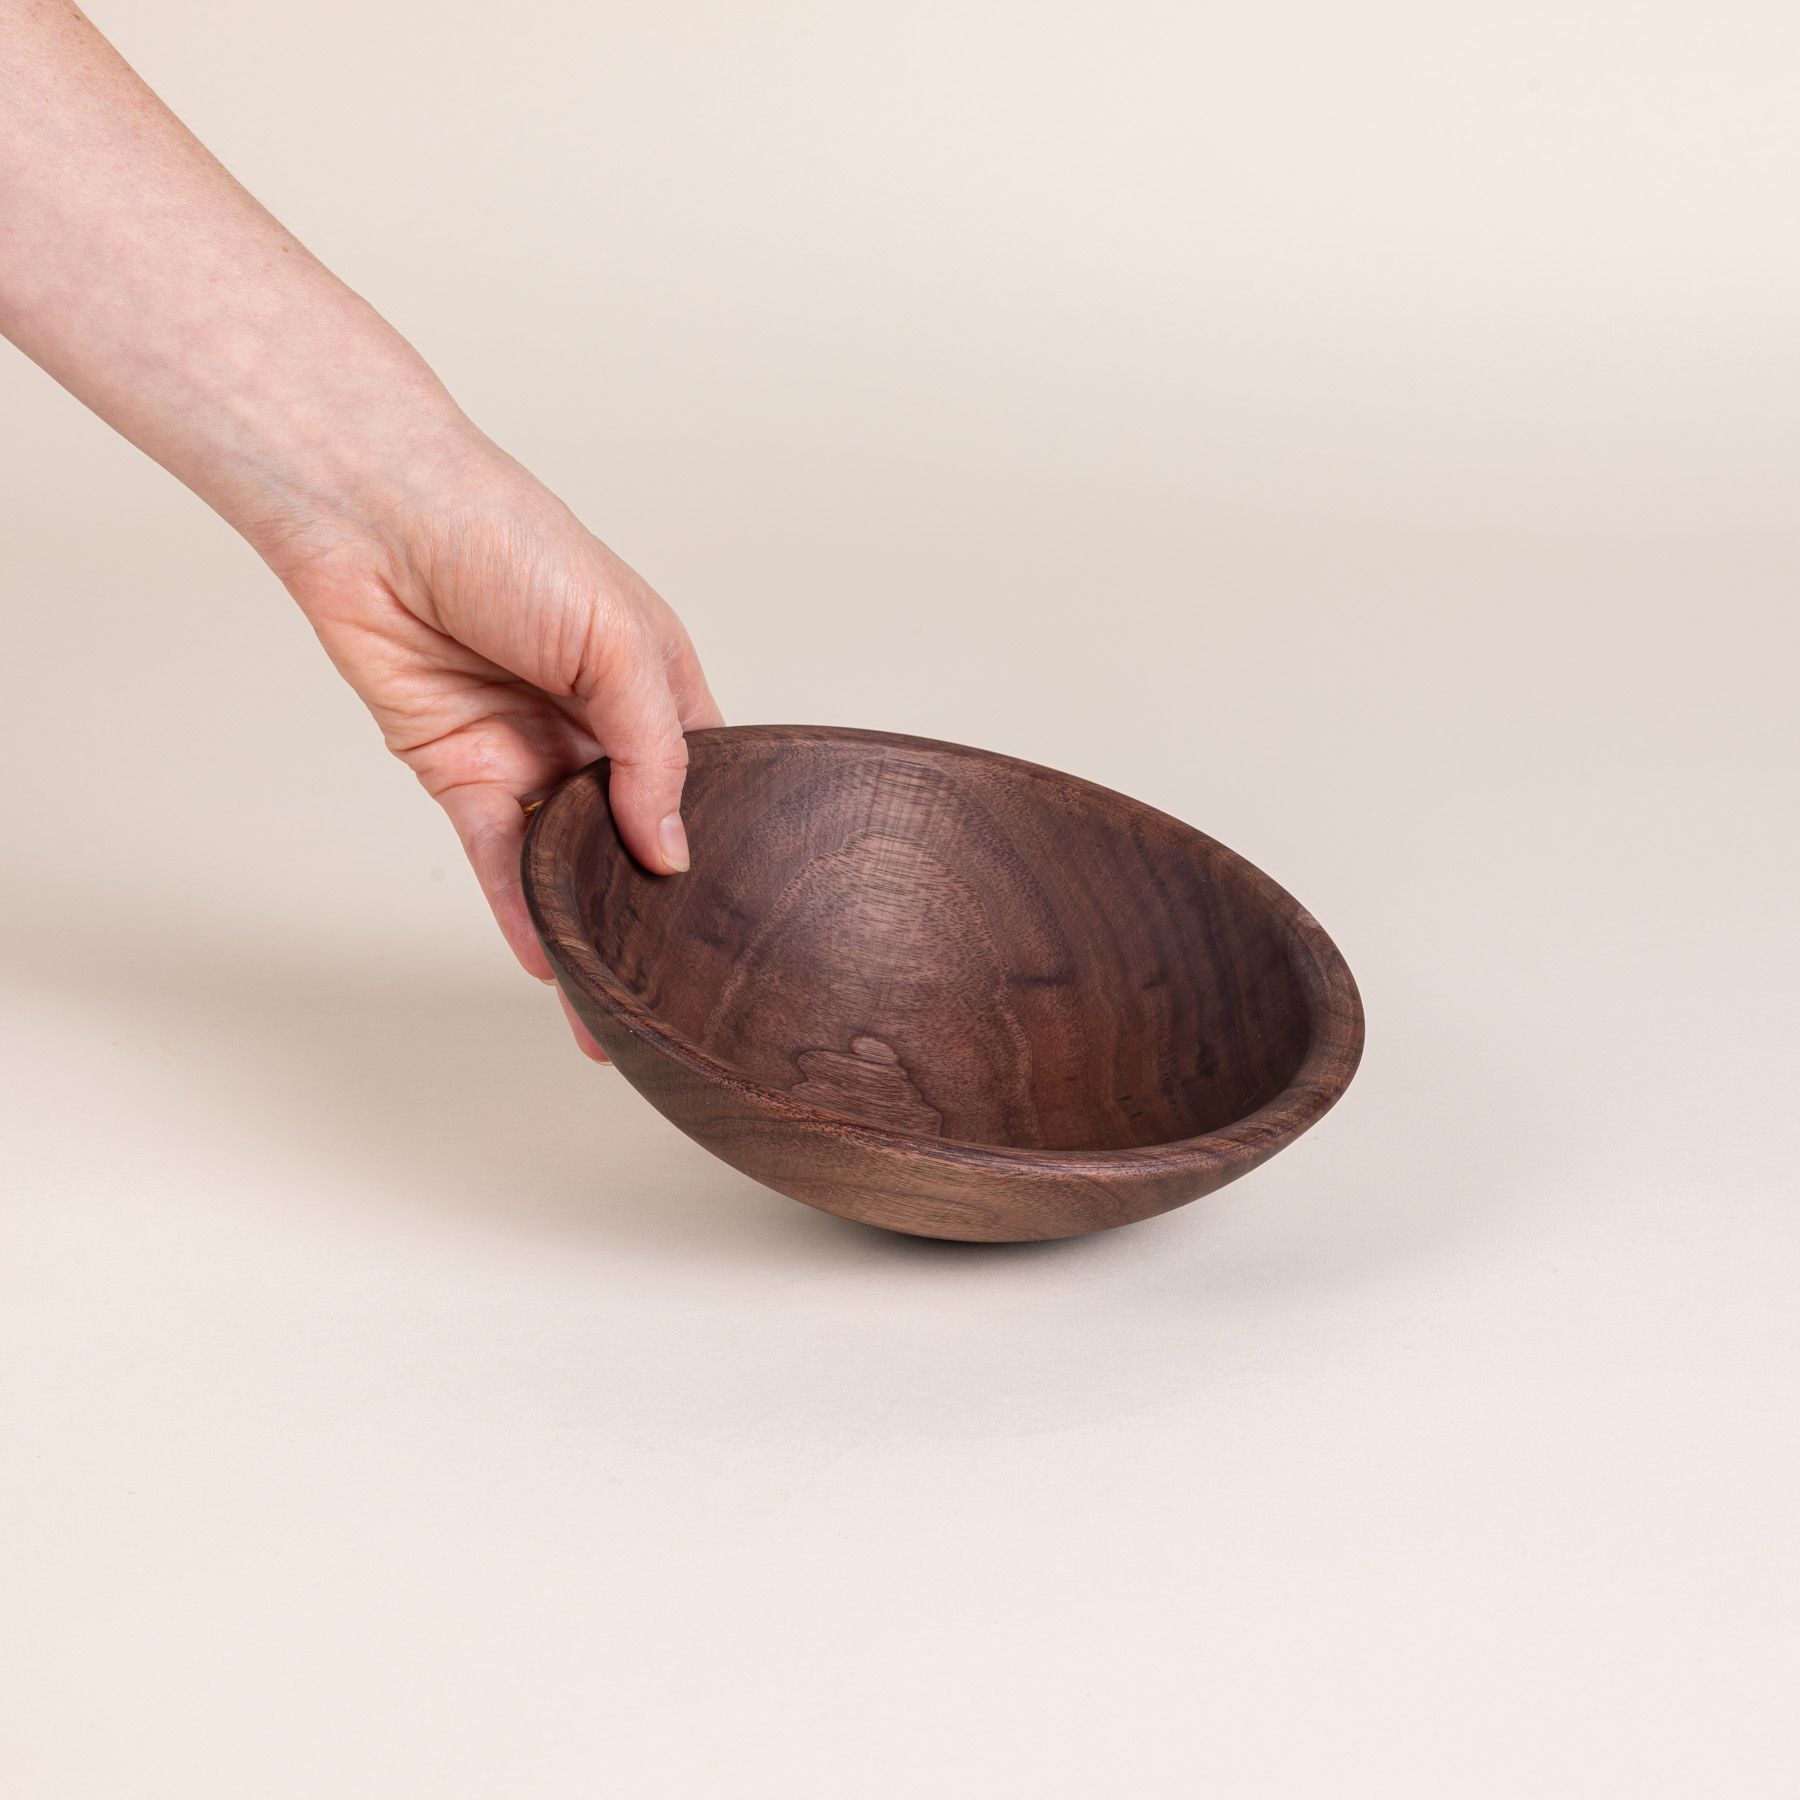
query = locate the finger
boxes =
[582,670,694,876]
[436,779,555,981]
[558,989,611,1063]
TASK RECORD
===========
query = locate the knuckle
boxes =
[612,732,689,776]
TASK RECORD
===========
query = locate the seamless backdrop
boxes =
[2,3,1796,1795]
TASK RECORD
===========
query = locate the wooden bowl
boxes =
[522,726,1362,1242]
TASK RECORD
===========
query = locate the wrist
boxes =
[216,352,493,583]
[237,367,571,649]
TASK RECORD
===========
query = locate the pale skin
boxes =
[0,0,722,1058]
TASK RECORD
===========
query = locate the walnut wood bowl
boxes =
[522,726,1362,1243]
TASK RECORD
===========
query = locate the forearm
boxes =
[0,0,480,567]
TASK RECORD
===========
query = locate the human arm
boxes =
[0,0,719,1048]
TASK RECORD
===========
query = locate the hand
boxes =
[266,444,723,1059]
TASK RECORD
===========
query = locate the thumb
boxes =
[583,669,693,875]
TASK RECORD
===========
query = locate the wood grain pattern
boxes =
[522,726,1363,1242]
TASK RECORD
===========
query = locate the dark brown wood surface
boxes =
[522,725,1363,1242]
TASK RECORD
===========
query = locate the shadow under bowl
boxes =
[522,725,1363,1242]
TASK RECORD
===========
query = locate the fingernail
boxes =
[658,812,690,873]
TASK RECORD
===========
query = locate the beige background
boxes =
[4,2,1797,1793]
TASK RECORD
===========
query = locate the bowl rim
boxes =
[522,724,1364,1178]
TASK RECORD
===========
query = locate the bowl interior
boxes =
[548,730,1318,1154]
